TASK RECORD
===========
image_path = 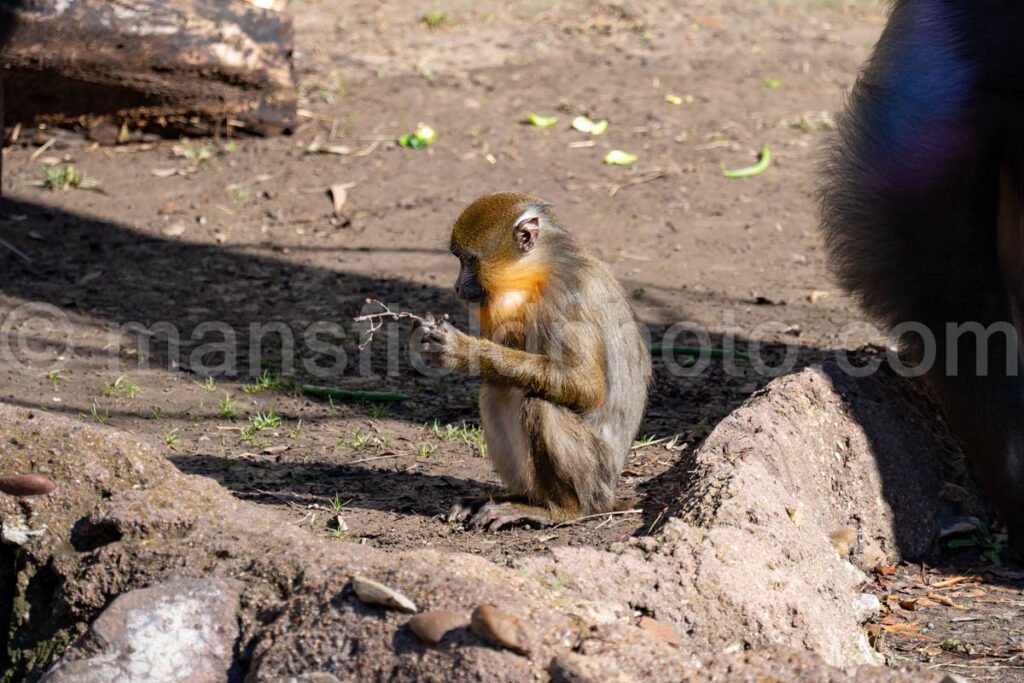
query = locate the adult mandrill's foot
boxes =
[447,497,553,531]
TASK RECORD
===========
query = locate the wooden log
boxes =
[0,0,297,138]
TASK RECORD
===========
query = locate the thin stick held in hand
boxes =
[353,298,447,349]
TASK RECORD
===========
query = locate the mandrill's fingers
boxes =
[421,322,456,344]
[418,340,446,353]
[447,498,479,523]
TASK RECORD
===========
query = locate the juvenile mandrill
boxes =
[419,192,651,530]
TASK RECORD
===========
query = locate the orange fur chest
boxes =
[478,261,551,339]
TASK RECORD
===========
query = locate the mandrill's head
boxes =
[448,193,567,324]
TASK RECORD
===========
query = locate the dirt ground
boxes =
[1,0,1022,679]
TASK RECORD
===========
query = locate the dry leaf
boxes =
[880,621,920,633]
[927,593,964,608]
[931,575,983,589]
[329,183,354,218]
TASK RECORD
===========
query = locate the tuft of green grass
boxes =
[250,408,282,431]
[420,11,448,28]
[46,369,64,390]
[241,408,281,444]
[418,442,438,458]
[218,394,238,419]
[242,369,289,394]
[329,493,350,511]
[348,427,373,449]
[177,141,213,165]
[945,520,1008,565]
[163,428,181,445]
[39,165,102,192]
[103,375,139,399]
[195,377,217,392]
[151,407,164,419]
[288,419,303,439]
[423,419,486,455]
[368,403,388,419]
[633,433,659,449]
[90,401,111,423]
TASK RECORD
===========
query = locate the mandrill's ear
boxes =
[514,209,541,253]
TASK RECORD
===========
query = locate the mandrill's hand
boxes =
[418,316,473,371]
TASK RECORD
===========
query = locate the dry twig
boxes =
[552,508,642,529]
[353,298,446,349]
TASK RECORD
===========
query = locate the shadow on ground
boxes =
[0,197,1000,564]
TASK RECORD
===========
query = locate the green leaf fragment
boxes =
[763,78,781,89]
[527,112,558,128]
[664,94,683,105]
[722,146,772,178]
[397,123,436,149]
[603,150,637,166]
[416,124,437,143]
[572,115,609,135]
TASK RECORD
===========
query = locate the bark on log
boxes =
[0,0,297,138]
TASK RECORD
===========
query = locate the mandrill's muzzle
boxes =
[454,262,485,302]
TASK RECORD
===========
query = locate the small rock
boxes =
[938,517,982,539]
[0,473,56,497]
[86,123,119,145]
[408,610,469,645]
[637,616,682,647]
[350,575,417,613]
[41,578,242,683]
[469,604,533,655]
[262,445,289,455]
[549,652,637,683]
[162,221,187,237]
[1,520,45,546]
[852,592,881,622]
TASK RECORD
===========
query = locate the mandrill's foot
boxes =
[447,496,553,531]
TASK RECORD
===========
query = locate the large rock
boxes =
[40,579,242,683]
[0,362,969,681]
